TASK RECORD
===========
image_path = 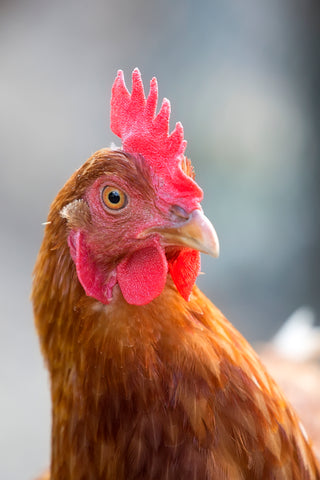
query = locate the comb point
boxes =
[131,68,145,107]
[146,77,158,119]
[155,98,171,133]
[132,67,141,76]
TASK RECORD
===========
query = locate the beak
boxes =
[140,209,220,258]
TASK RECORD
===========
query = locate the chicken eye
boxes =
[102,186,127,210]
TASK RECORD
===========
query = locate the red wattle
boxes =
[169,249,200,301]
[68,230,114,304]
[117,238,168,305]
[68,231,199,306]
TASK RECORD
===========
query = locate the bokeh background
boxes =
[1,0,319,478]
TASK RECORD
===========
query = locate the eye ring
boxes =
[102,185,128,211]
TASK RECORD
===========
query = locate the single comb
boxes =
[110,68,203,208]
[111,68,186,174]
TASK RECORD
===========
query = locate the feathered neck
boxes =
[32,214,212,479]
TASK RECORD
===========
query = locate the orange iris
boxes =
[102,186,127,210]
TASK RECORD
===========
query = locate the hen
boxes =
[32,69,320,479]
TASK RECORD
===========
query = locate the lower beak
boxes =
[141,209,220,258]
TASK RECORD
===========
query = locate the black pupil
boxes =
[108,190,121,204]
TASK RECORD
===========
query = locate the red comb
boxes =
[110,69,203,209]
[111,68,186,172]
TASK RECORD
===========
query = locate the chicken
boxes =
[32,69,320,479]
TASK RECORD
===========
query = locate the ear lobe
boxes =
[67,230,115,304]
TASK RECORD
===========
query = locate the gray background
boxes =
[1,0,319,478]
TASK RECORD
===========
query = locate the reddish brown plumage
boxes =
[33,148,320,479]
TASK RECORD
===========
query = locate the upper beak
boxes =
[140,209,220,258]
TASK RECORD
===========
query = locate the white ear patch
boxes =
[60,199,91,229]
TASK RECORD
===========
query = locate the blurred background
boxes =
[1,0,319,478]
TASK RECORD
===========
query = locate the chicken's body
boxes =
[34,281,319,478]
[33,71,320,479]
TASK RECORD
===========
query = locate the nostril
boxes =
[170,205,190,221]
